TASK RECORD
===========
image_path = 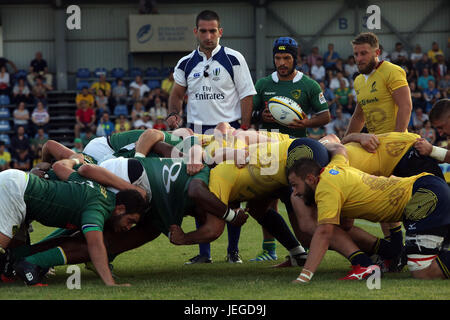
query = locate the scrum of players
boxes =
[0,99,448,287]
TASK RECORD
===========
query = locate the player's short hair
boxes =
[196,10,220,28]
[116,189,148,216]
[429,99,450,123]
[287,158,322,180]
[351,32,379,49]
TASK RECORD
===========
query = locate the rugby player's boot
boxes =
[184,255,213,265]
[0,248,17,283]
[250,250,278,262]
[273,252,308,268]
[226,251,243,264]
[13,259,48,286]
[340,264,380,280]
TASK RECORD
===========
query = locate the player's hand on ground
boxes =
[359,134,380,153]
[262,107,275,123]
[230,208,249,227]
[169,224,186,245]
[414,138,433,156]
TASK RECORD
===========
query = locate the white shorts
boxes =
[0,169,29,238]
[99,157,151,201]
[83,137,115,164]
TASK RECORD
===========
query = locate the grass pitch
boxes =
[1,206,448,301]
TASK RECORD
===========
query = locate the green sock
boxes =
[10,244,32,260]
[25,247,67,269]
[262,239,276,253]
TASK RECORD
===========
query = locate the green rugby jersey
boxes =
[253,71,329,137]
[24,172,116,234]
[136,157,210,236]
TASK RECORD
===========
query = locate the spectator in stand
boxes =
[427,41,444,64]
[27,51,52,87]
[12,78,31,104]
[149,96,168,120]
[433,54,447,81]
[323,43,340,71]
[10,125,31,171]
[133,112,153,129]
[378,44,390,61]
[327,70,339,90]
[0,66,10,96]
[438,72,449,98]
[153,116,167,131]
[310,57,325,82]
[90,73,111,98]
[0,140,11,172]
[391,42,408,62]
[319,81,337,117]
[31,100,50,135]
[410,44,424,64]
[296,54,310,75]
[329,71,349,91]
[411,107,428,131]
[344,56,358,80]
[81,127,96,148]
[96,111,115,137]
[415,53,433,76]
[419,120,436,145]
[332,105,351,139]
[75,86,95,109]
[74,100,96,138]
[111,78,128,106]
[423,79,441,112]
[0,57,18,74]
[129,75,150,101]
[114,114,131,133]
[161,70,175,99]
[409,81,426,110]
[333,58,345,74]
[31,75,53,103]
[131,100,146,124]
[13,101,30,133]
[94,88,110,118]
[307,46,321,68]
[334,79,353,114]
[418,68,435,90]
[71,138,84,153]
[30,127,48,154]
[395,54,412,74]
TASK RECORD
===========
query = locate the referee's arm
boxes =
[167,83,187,129]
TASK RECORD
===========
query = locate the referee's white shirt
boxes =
[174,45,256,126]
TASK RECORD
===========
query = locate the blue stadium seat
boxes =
[0,134,10,146]
[160,67,172,77]
[0,120,11,132]
[76,68,91,79]
[111,68,126,79]
[0,95,10,106]
[114,104,129,117]
[76,80,91,91]
[129,68,143,78]
[147,80,161,89]
[94,67,107,77]
[145,67,160,77]
[0,107,10,118]
[15,69,28,79]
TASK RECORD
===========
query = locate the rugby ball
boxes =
[268,96,304,126]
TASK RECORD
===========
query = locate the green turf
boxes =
[1,208,449,300]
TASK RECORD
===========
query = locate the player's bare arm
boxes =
[392,85,412,132]
[341,132,380,153]
[240,95,254,129]
[344,103,365,136]
[414,138,450,163]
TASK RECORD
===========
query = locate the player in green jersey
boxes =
[251,37,332,262]
[0,165,147,286]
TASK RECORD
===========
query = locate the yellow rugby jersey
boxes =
[345,132,419,177]
[257,131,292,142]
[316,154,430,225]
[209,139,294,204]
[353,61,408,134]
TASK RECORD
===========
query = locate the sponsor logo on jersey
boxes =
[318,92,326,104]
[291,89,301,100]
[370,81,377,93]
[193,72,201,78]
[212,67,221,81]
[194,92,225,100]
[329,169,339,175]
[264,92,277,95]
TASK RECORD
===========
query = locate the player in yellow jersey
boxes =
[345,32,413,248]
[288,144,450,283]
